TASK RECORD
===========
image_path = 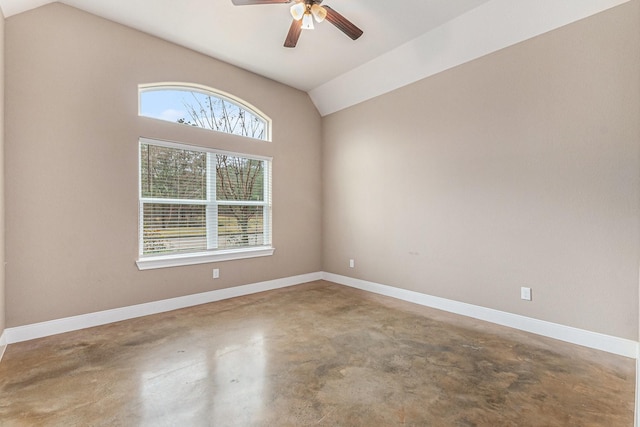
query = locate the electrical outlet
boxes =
[520,287,532,301]
[349,259,355,268]
[213,268,220,279]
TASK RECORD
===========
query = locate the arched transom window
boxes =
[139,83,271,141]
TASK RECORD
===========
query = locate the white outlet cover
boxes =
[521,287,532,301]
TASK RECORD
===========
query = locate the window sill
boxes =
[136,246,275,270]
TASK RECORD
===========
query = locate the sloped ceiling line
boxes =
[0,0,631,116]
[310,0,632,116]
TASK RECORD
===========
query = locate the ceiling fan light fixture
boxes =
[311,4,327,23]
[301,12,314,30]
[290,2,305,20]
[232,0,364,48]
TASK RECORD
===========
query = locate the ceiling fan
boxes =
[231,0,363,48]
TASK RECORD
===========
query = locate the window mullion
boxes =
[216,200,266,207]
[140,197,207,205]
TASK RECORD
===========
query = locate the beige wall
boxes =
[3,1,639,343]
[323,1,640,340]
[4,4,322,327]
[0,7,5,338]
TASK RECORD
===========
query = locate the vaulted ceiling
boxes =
[0,0,630,115]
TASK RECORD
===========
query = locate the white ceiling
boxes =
[0,0,490,89]
[0,0,631,115]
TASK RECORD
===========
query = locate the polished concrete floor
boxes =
[0,281,635,426]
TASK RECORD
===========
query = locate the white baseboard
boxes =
[323,272,639,359]
[5,272,323,344]
[4,271,638,360]
[0,331,6,362]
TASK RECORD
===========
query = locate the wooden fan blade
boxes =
[284,19,303,48]
[323,5,363,40]
[231,0,291,5]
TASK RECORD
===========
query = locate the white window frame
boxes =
[136,137,274,270]
[138,83,272,142]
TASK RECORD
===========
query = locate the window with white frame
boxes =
[137,138,273,269]
[139,83,271,142]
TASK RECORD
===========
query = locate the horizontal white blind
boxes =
[139,139,272,257]
[140,144,206,200]
[142,204,206,255]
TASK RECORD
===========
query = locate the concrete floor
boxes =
[0,281,635,426]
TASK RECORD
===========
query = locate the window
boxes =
[139,83,270,141]
[136,138,273,270]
